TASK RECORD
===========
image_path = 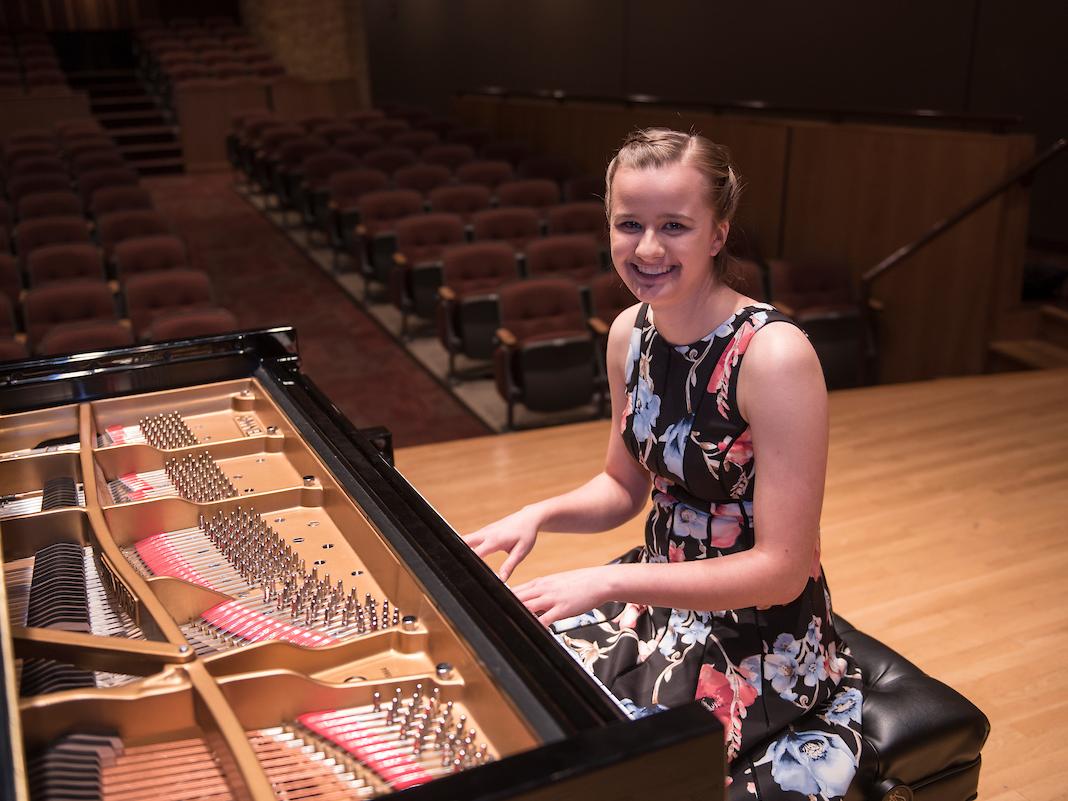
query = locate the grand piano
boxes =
[0,328,724,801]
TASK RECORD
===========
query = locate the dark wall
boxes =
[364,0,1067,248]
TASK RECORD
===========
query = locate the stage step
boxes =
[91,96,157,113]
[95,109,169,129]
[108,124,179,145]
[132,156,184,175]
[1038,304,1068,350]
[987,338,1068,371]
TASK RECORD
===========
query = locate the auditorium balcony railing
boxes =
[859,136,1067,382]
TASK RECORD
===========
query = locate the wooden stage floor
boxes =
[396,367,1068,801]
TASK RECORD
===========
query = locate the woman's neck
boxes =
[649,284,750,346]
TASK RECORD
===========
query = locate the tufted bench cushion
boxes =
[835,616,989,801]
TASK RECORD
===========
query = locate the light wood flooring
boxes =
[396,367,1068,801]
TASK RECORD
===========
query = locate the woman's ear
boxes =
[710,220,730,258]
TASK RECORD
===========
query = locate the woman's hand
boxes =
[462,506,542,581]
[512,566,614,627]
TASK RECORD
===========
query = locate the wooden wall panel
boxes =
[175,83,268,172]
[781,123,1033,382]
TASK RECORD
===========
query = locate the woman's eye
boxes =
[663,221,687,232]
[617,220,641,231]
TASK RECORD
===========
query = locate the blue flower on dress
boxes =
[764,652,800,701]
[773,632,801,657]
[824,687,863,726]
[631,376,661,443]
[671,503,709,541]
[659,414,694,482]
[619,698,668,720]
[551,608,605,632]
[679,612,712,647]
[805,617,823,648]
[799,649,828,687]
[738,655,764,695]
[658,609,710,657]
[756,729,857,799]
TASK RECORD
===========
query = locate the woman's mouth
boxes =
[632,262,677,277]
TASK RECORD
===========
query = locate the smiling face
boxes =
[608,160,729,315]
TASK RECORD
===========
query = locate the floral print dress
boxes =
[553,303,864,800]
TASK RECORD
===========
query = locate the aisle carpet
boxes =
[143,172,491,448]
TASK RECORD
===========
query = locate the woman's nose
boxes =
[635,228,664,261]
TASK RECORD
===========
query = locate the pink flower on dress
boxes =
[824,640,847,683]
[620,392,633,434]
[669,541,686,562]
[726,429,754,467]
[614,602,647,630]
[710,515,742,549]
[696,665,759,729]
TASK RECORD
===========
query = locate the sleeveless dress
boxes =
[553,303,864,800]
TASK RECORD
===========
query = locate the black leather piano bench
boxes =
[835,616,990,801]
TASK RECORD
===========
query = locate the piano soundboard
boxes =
[0,330,723,801]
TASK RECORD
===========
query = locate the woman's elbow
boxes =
[758,553,814,607]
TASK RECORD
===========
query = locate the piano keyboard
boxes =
[107,452,238,504]
[0,476,84,518]
[121,508,401,656]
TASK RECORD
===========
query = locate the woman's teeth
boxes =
[633,263,675,277]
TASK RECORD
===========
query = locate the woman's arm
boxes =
[514,320,827,624]
[464,304,653,580]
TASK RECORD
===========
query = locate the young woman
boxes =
[464,129,863,800]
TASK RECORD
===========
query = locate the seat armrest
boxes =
[438,285,456,302]
[588,316,609,337]
[496,327,517,348]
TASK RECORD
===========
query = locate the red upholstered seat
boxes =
[123,268,214,335]
[26,243,106,286]
[71,150,126,176]
[546,201,607,243]
[364,119,409,140]
[14,216,90,269]
[113,235,188,280]
[470,207,541,252]
[36,319,134,356]
[17,191,82,220]
[7,173,71,204]
[493,277,601,429]
[519,154,574,184]
[96,210,171,259]
[421,144,475,171]
[334,133,385,159]
[455,160,514,191]
[0,338,28,361]
[0,255,21,304]
[496,179,561,213]
[143,306,239,342]
[427,184,491,223]
[394,163,452,196]
[392,130,440,154]
[0,293,16,336]
[362,146,417,175]
[23,279,118,348]
[90,186,154,218]
[524,234,603,285]
[78,167,140,206]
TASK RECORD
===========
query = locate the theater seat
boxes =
[123,269,214,336]
[834,616,988,801]
[0,338,28,361]
[493,278,602,430]
[36,319,134,356]
[23,279,118,349]
[143,306,239,342]
[113,235,188,281]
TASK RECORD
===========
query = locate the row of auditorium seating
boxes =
[0,121,240,361]
[0,32,67,95]
[134,18,286,101]
[230,105,864,424]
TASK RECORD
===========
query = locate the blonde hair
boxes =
[604,128,743,276]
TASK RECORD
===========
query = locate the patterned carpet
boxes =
[143,172,491,448]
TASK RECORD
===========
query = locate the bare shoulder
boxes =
[738,318,826,420]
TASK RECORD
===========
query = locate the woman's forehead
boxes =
[610,162,709,211]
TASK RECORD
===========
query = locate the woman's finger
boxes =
[497,541,531,581]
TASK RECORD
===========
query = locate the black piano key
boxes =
[26,543,90,631]
[41,477,78,511]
